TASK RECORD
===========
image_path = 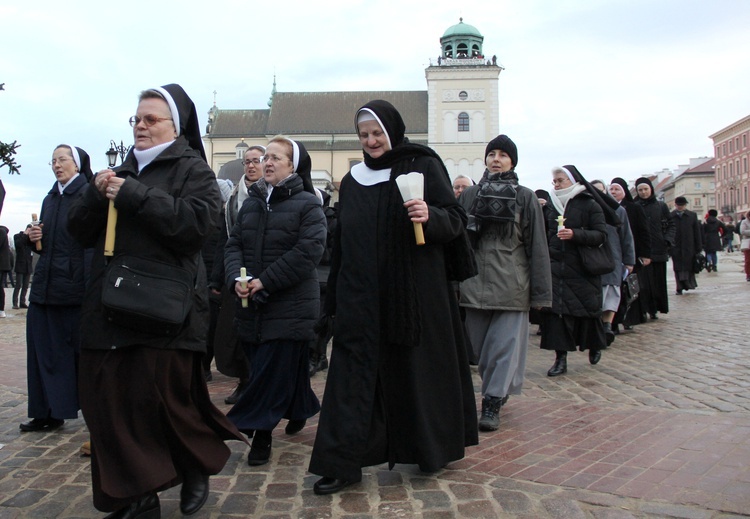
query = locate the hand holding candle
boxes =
[395,172,426,246]
[31,213,42,251]
[556,215,566,231]
[235,267,252,308]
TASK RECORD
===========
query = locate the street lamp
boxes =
[106,140,131,168]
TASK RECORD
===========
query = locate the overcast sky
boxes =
[2,0,750,238]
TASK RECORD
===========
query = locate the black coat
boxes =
[224,174,326,344]
[635,196,675,262]
[702,216,725,253]
[68,136,221,352]
[621,200,652,264]
[30,175,92,305]
[13,231,34,274]
[544,192,607,318]
[671,209,702,271]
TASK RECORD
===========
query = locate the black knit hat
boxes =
[485,135,518,168]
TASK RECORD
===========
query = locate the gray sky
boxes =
[2,0,750,237]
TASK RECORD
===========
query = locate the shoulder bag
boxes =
[578,236,615,276]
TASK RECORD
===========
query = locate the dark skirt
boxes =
[539,312,606,352]
[638,261,669,315]
[674,270,698,291]
[26,304,80,419]
[212,288,248,378]
[227,340,320,432]
[79,347,246,513]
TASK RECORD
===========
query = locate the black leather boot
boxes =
[247,430,272,466]
[547,351,567,377]
[478,396,504,431]
[104,494,160,519]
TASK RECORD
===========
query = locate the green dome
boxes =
[442,18,482,39]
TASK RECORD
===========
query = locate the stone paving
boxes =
[1,252,749,518]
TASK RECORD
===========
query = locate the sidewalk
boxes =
[1,252,749,518]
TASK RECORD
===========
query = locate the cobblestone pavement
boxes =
[1,252,749,518]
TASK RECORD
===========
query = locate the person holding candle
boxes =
[21,145,93,432]
[308,100,477,495]
[68,84,246,518]
[541,165,618,376]
[224,136,326,466]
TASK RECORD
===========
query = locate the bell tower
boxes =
[426,18,503,180]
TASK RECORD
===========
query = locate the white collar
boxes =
[133,140,174,173]
[58,173,80,194]
[351,162,390,186]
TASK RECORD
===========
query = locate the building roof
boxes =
[217,158,244,183]
[682,157,716,175]
[442,18,482,38]
[205,91,428,138]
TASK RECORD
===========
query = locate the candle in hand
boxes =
[556,215,566,231]
[236,267,251,308]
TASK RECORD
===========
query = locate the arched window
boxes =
[458,112,470,132]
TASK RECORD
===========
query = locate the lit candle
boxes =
[236,267,251,308]
[556,215,566,231]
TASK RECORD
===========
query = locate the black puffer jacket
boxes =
[636,196,675,262]
[30,174,92,305]
[68,136,221,352]
[224,174,326,344]
[702,215,725,253]
[544,192,607,318]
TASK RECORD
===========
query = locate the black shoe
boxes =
[204,370,212,382]
[589,349,602,365]
[309,355,329,377]
[224,380,249,405]
[285,419,306,435]
[11,305,19,309]
[676,290,683,295]
[603,322,615,346]
[247,430,272,466]
[478,396,503,432]
[19,418,64,432]
[649,313,658,320]
[20,303,28,309]
[104,494,160,519]
[180,471,209,516]
[547,352,567,377]
[313,477,353,495]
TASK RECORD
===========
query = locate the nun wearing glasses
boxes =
[69,84,246,518]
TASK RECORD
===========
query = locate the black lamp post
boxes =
[106,140,131,168]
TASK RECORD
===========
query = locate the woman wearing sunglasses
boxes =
[69,84,246,519]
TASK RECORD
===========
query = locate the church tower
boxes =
[425,18,503,180]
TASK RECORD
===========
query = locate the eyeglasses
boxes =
[129,115,173,127]
[261,154,288,163]
[551,178,570,186]
[243,158,261,166]
[49,157,73,166]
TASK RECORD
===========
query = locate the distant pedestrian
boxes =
[635,178,674,319]
[722,218,735,252]
[0,225,10,317]
[741,211,750,282]
[452,174,474,199]
[702,209,724,272]
[671,197,702,294]
[12,225,33,309]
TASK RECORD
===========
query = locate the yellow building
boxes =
[202,19,503,197]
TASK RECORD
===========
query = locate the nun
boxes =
[224,136,326,466]
[21,145,93,433]
[308,100,478,495]
[68,84,246,518]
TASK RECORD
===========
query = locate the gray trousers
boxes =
[464,309,529,399]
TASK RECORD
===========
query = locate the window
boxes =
[710,182,716,189]
[458,112,470,132]
[729,140,734,154]
[694,198,701,206]
[723,144,727,156]
[743,134,747,148]
[736,137,740,151]
[694,182,701,189]
[458,91,468,101]
[744,157,748,173]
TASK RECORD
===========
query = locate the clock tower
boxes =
[426,18,503,180]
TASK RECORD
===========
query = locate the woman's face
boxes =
[243,148,264,182]
[50,147,78,184]
[485,149,513,174]
[552,171,573,191]
[263,141,294,186]
[636,183,652,199]
[358,119,390,159]
[133,98,177,151]
[609,183,625,202]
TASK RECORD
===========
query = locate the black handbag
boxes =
[623,273,640,305]
[578,237,615,276]
[101,255,194,336]
[693,252,706,274]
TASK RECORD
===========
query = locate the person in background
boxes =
[69,84,245,518]
[670,197,702,295]
[608,178,652,333]
[0,225,10,317]
[308,100,477,495]
[459,135,551,431]
[634,177,674,320]
[22,145,92,428]
[211,145,266,404]
[541,165,618,376]
[701,209,724,273]
[591,180,634,345]
[452,174,474,198]
[722,217,735,253]
[740,211,750,282]
[12,225,34,309]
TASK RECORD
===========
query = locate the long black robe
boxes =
[309,157,478,482]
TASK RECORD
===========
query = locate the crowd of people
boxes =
[8,85,749,517]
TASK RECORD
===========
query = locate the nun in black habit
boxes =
[308,100,478,495]
[69,84,246,518]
